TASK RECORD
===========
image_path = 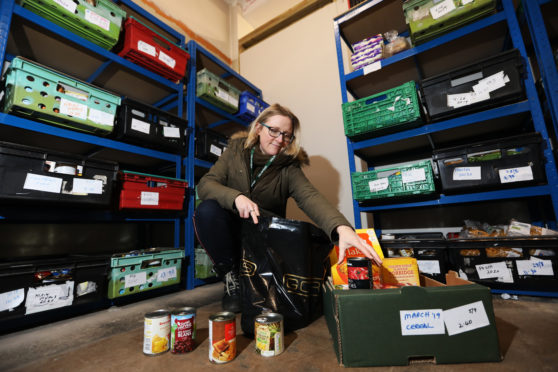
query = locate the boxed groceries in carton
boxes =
[323,271,501,367]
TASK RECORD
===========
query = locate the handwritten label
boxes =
[499,166,533,183]
[157,267,177,282]
[25,281,74,315]
[60,98,88,120]
[430,0,456,20]
[516,258,554,276]
[163,126,181,138]
[72,178,103,194]
[473,71,509,96]
[140,191,159,205]
[0,289,25,312]
[447,91,490,108]
[417,260,441,275]
[131,118,151,134]
[443,301,490,336]
[453,166,481,181]
[138,40,157,57]
[158,50,176,69]
[85,9,110,31]
[476,261,513,283]
[400,309,445,336]
[124,272,147,288]
[54,0,77,13]
[368,178,390,193]
[246,102,256,114]
[363,61,382,75]
[88,108,114,127]
[402,168,426,184]
[23,173,63,193]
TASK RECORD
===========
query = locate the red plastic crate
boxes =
[118,17,190,82]
[118,171,187,210]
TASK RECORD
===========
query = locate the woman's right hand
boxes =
[235,195,260,224]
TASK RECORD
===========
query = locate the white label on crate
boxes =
[497,267,514,283]
[362,61,381,75]
[85,9,110,31]
[417,260,441,275]
[246,102,256,114]
[0,289,25,312]
[158,50,176,69]
[138,40,157,57]
[60,98,88,120]
[163,126,180,138]
[72,178,103,194]
[368,178,389,193]
[475,261,509,279]
[473,71,508,96]
[157,267,177,282]
[443,301,490,336]
[215,89,231,103]
[447,91,490,108]
[453,166,481,180]
[228,95,239,108]
[25,281,74,315]
[131,118,151,134]
[140,191,159,205]
[462,0,474,4]
[23,173,63,194]
[516,258,554,276]
[499,166,534,183]
[430,0,456,20]
[400,309,444,336]
[88,108,114,127]
[54,0,77,13]
[402,168,426,184]
[124,272,147,288]
[210,144,223,157]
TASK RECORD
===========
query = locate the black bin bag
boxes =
[240,216,332,335]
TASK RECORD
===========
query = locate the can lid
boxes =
[172,306,196,315]
[255,312,283,323]
[209,311,236,321]
[146,309,170,318]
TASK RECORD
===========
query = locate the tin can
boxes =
[143,309,171,356]
[171,307,196,353]
[347,257,372,289]
[209,311,236,363]
[255,312,284,357]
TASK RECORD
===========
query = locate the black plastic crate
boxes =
[420,49,526,121]
[195,127,228,162]
[117,97,188,154]
[432,133,546,194]
[0,255,110,332]
[380,232,448,283]
[447,237,558,293]
[0,141,118,205]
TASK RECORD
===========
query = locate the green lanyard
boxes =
[250,147,276,189]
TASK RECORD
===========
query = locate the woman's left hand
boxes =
[336,225,383,266]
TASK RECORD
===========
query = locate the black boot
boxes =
[222,270,241,313]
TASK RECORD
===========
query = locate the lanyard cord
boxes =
[250,147,276,189]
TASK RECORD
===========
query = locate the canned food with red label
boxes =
[171,307,196,353]
[209,311,236,363]
[347,257,372,289]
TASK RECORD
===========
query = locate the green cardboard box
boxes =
[323,271,502,367]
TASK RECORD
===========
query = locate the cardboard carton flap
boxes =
[446,270,473,286]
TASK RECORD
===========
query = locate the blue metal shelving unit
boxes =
[0,0,187,283]
[333,0,558,297]
[185,40,262,288]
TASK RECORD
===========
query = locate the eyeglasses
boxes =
[259,122,295,143]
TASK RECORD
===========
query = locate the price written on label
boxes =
[443,301,490,336]
[400,309,445,336]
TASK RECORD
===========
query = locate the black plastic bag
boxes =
[239,216,332,335]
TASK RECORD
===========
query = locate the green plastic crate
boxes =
[17,0,126,50]
[107,248,184,299]
[2,57,120,135]
[403,0,497,45]
[351,160,436,201]
[194,247,216,279]
[342,81,423,140]
[196,68,240,113]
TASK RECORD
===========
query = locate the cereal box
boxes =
[329,228,384,289]
[380,257,420,288]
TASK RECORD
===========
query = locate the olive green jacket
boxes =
[197,132,351,241]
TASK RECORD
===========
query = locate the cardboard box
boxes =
[323,271,501,367]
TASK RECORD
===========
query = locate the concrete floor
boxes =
[1,283,557,372]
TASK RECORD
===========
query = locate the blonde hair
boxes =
[243,103,301,157]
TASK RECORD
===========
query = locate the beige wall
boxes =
[239,1,362,226]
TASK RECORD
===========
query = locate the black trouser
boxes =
[193,199,242,278]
